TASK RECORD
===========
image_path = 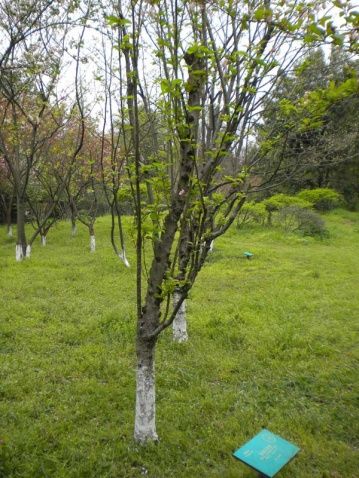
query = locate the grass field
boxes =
[0,210,358,477]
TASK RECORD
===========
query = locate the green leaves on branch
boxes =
[276,75,359,132]
[106,16,131,28]
[157,277,187,300]
[253,6,272,22]
[223,172,247,188]
[186,42,212,60]
[160,79,183,98]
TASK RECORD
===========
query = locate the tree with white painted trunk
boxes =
[63,123,104,253]
[108,0,358,442]
[107,0,356,443]
[96,16,133,268]
[26,166,62,252]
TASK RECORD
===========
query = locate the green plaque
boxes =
[233,429,300,477]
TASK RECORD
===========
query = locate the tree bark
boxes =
[41,235,47,246]
[172,290,188,343]
[134,337,158,443]
[89,223,95,252]
[90,235,96,252]
[16,195,27,261]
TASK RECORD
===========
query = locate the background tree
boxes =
[0,2,92,259]
[255,46,359,206]
[70,123,104,252]
[94,15,134,267]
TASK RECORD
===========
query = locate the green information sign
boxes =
[233,429,300,477]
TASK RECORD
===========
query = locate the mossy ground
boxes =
[0,210,358,477]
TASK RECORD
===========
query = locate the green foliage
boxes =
[186,42,212,59]
[253,6,272,22]
[256,47,359,198]
[158,276,187,300]
[298,75,359,131]
[160,79,183,98]
[237,201,267,227]
[243,194,329,237]
[263,193,312,212]
[279,206,328,237]
[106,16,131,28]
[297,188,342,211]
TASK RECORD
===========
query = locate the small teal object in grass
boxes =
[244,251,254,259]
[233,429,300,477]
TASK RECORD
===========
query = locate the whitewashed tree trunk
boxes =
[172,291,188,342]
[15,244,24,261]
[134,357,158,443]
[119,249,130,268]
[7,225,13,237]
[41,235,47,246]
[209,240,214,252]
[71,223,77,236]
[26,245,31,258]
[90,235,96,252]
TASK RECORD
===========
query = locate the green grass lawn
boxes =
[0,210,358,477]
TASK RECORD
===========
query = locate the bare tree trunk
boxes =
[134,337,158,443]
[15,195,27,261]
[172,290,188,343]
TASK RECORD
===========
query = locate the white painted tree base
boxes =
[134,363,158,443]
[41,235,47,246]
[90,235,96,252]
[71,224,77,236]
[173,292,188,342]
[119,250,130,268]
[26,245,31,258]
[7,226,13,237]
[209,240,214,252]
[15,245,24,261]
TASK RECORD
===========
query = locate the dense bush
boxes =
[237,201,266,227]
[297,188,342,211]
[237,192,332,236]
[279,206,328,237]
[263,193,312,211]
[263,193,312,224]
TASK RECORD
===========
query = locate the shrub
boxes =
[279,206,328,237]
[237,201,266,227]
[263,193,312,211]
[297,188,342,211]
[263,193,312,224]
